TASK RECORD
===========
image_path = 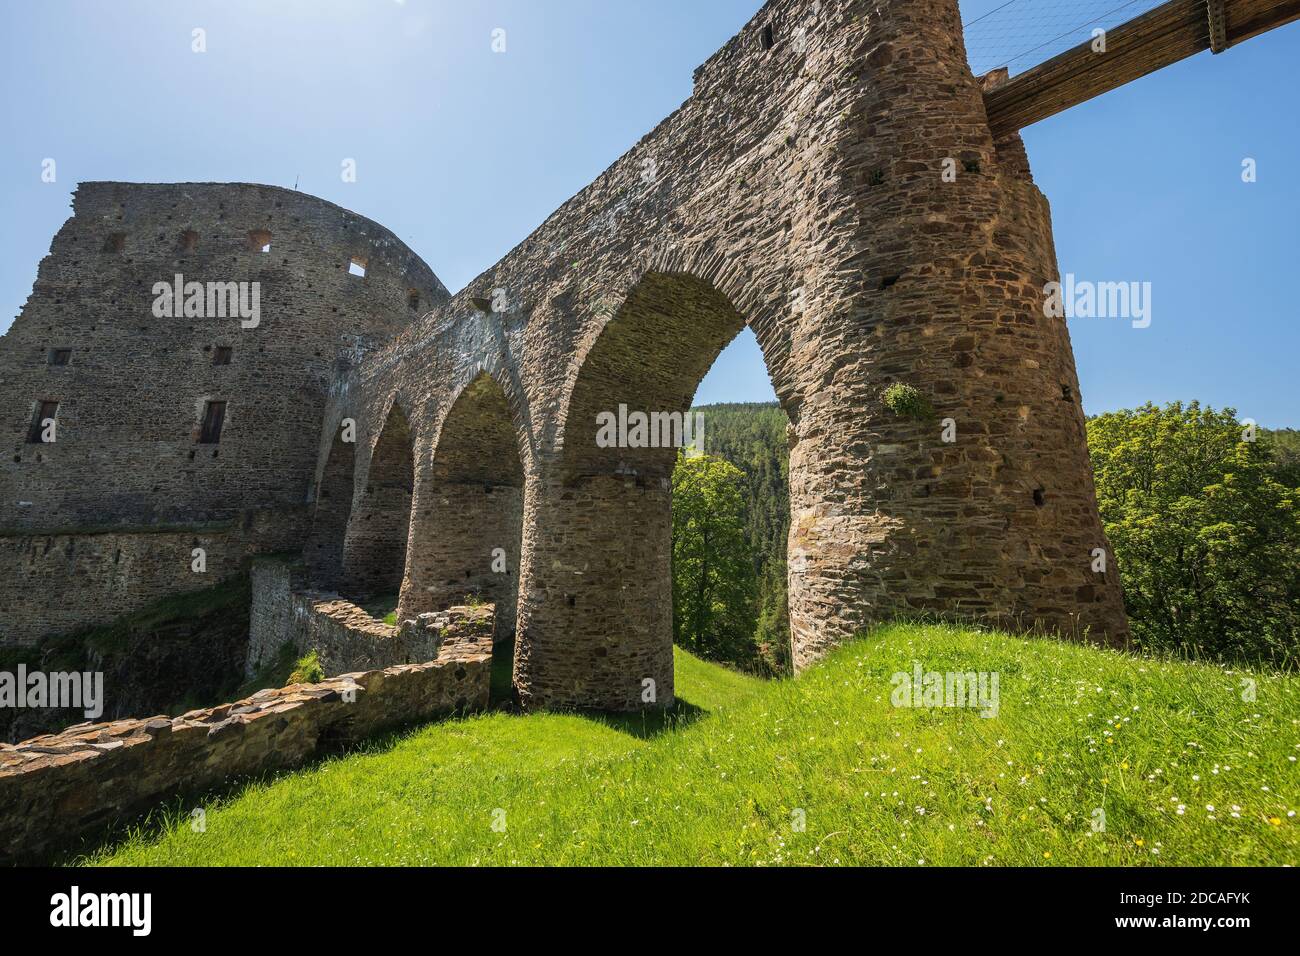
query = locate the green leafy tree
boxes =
[1088,402,1300,665]
[1265,427,1300,488]
[691,402,792,674]
[671,453,760,668]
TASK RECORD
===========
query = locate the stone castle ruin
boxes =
[2,0,1133,719]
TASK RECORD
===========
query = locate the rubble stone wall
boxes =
[1,509,304,645]
[248,556,494,677]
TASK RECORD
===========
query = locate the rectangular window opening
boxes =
[407,289,420,311]
[212,346,233,366]
[348,257,368,278]
[248,230,272,253]
[48,349,72,366]
[198,400,227,444]
[27,400,59,444]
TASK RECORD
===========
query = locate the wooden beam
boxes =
[983,0,1300,137]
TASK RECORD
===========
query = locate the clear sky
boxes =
[2,1,1296,424]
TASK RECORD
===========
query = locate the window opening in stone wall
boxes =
[407,290,420,311]
[248,230,272,253]
[198,400,227,444]
[349,257,368,278]
[103,233,126,253]
[212,346,233,366]
[48,349,72,366]
[179,230,199,252]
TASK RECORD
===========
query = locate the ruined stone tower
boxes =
[1,0,1128,713]
[0,183,446,640]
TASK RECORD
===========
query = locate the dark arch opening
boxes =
[342,403,414,602]
[303,423,356,592]
[402,374,525,691]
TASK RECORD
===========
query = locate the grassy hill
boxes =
[79,624,1297,867]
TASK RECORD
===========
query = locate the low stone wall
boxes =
[0,633,490,864]
[248,556,495,677]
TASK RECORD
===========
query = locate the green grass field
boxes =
[80,624,1298,866]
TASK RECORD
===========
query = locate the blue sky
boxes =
[2,1,1296,424]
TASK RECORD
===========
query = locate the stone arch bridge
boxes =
[11,0,1289,711]
[306,0,1138,711]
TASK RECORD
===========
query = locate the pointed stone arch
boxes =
[514,270,793,711]
[400,372,527,654]
[342,401,415,600]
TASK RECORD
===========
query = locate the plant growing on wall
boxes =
[883,383,934,421]
[288,650,324,686]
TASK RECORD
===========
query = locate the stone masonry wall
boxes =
[341,403,415,600]
[397,373,525,646]
[247,557,298,675]
[0,633,490,864]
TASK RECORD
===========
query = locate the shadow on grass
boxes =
[591,697,708,739]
